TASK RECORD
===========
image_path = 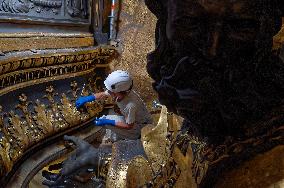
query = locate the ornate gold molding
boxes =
[0,47,115,96]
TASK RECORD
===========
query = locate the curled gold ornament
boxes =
[141,105,170,173]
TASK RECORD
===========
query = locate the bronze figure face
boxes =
[167,0,281,65]
[147,0,284,143]
[144,0,284,186]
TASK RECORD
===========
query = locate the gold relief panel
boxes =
[0,79,112,178]
[0,46,115,178]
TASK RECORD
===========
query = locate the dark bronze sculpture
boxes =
[145,0,284,187]
[42,135,111,187]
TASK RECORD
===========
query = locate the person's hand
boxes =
[94,117,116,126]
[75,95,96,109]
[94,92,108,100]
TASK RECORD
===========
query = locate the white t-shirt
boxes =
[105,90,153,140]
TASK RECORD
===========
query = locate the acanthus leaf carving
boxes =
[16,93,41,143]
[0,136,12,174]
[60,93,83,126]
[7,111,30,155]
[68,80,80,99]
[0,106,13,175]
[33,100,54,135]
[43,85,68,130]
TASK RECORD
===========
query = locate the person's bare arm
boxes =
[115,121,134,129]
[94,91,109,100]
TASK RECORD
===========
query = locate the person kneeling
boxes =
[75,70,153,141]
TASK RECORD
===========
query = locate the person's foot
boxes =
[42,170,59,181]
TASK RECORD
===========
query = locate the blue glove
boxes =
[75,95,96,108]
[94,118,116,126]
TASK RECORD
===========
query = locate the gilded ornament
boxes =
[7,111,30,151]
[142,105,170,173]
[0,79,107,178]
[60,93,82,126]
[33,100,55,135]
[0,136,12,174]
[126,156,153,188]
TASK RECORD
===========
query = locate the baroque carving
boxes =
[30,0,62,14]
[0,61,93,95]
[0,0,62,14]
[0,0,29,13]
[36,105,171,188]
[0,0,90,23]
[7,102,283,187]
[32,0,62,8]
[0,48,115,96]
[0,79,111,178]
[67,0,88,18]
